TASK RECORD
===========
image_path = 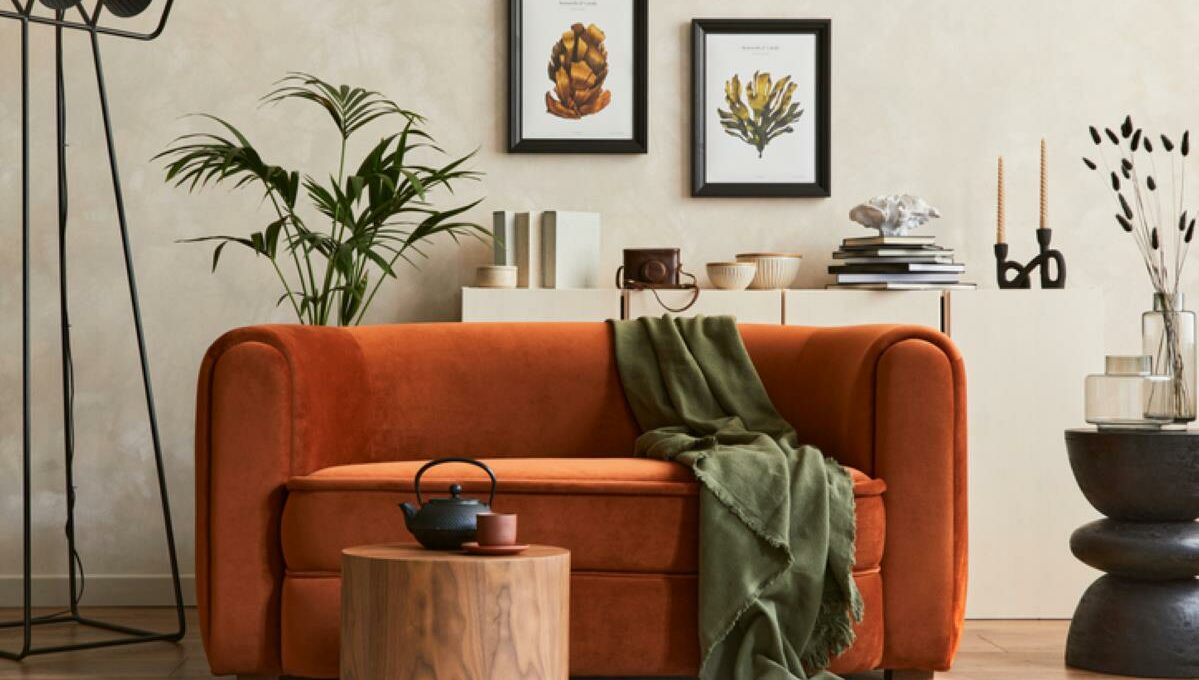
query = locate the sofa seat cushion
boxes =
[276,569,885,679]
[283,457,886,575]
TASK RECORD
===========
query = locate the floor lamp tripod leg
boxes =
[18,11,33,661]
[54,13,82,622]
[87,31,186,639]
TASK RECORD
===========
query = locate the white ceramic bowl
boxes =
[475,265,518,289]
[735,253,803,290]
[707,262,758,290]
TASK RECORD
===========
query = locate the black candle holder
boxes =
[995,228,1066,289]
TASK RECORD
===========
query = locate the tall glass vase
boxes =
[1143,292,1197,423]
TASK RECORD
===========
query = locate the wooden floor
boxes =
[0,609,1161,679]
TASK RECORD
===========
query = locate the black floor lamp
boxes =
[0,0,185,659]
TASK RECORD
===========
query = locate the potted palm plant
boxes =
[157,73,484,326]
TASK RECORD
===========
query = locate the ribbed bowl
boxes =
[735,253,802,290]
[706,262,757,290]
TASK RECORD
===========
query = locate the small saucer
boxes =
[461,542,530,556]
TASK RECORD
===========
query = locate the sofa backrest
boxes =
[214,321,889,475]
[344,321,879,465]
[352,322,643,460]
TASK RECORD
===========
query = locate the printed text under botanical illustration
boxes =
[719,72,803,158]
[546,23,611,119]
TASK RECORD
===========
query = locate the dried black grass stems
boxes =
[1083,116,1196,296]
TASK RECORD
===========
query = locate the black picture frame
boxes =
[691,19,831,197]
[508,0,648,154]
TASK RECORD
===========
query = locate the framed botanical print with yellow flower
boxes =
[509,0,648,153]
[692,19,831,197]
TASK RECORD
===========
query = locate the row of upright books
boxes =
[826,234,975,290]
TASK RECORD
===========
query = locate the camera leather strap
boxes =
[616,267,701,313]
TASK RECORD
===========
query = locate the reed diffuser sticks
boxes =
[1084,118,1194,297]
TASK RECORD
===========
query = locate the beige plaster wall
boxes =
[0,0,1194,614]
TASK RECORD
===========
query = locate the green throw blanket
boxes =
[610,315,862,680]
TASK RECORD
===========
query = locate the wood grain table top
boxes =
[342,543,569,563]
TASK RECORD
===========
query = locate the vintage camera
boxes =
[618,248,689,288]
[616,248,699,312]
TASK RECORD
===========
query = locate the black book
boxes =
[829,263,966,274]
[834,255,955,265]
[834,246,954,258]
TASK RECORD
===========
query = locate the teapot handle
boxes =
[412,457,497,508]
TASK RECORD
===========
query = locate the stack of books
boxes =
[826,234,974,290]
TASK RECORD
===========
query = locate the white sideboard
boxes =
[948,289,1105,618]
[459,286,1107,618]
[461,287,783,324]
[624,289,783,324]
[784,290,943,328]
[461,288,620,322]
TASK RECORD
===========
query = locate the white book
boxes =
[826,282,978,290]
[514,212,540,288]
[541,211,601,289]
[492,211,517,266]
[842,235,937,247]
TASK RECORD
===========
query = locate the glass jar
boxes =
[1085,355,1173,430]
[1143,293,1197,423]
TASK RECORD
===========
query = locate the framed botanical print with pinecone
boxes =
[692,19,831,197]
[508,0,648,153]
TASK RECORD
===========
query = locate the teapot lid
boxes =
[425,483,483,505]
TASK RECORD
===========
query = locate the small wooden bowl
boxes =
[475,265,518,289]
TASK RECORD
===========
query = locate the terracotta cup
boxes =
[476,513,518,546]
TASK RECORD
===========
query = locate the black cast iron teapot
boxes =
[400,457,496,550]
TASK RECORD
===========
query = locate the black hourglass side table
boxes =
[1064,429,1199,678]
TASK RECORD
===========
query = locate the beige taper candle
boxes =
[1040,138,1048,230]
[997,156,1006,244]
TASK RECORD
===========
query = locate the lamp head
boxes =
[38,0,153,17]
[101,0,152,18]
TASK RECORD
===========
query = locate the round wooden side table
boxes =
[340,544,570,680]
[1064,429,1199,678]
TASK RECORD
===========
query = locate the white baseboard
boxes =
[0,574,197,608]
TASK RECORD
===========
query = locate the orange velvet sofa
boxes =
[195,322,967,679]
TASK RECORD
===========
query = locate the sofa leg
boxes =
[884,671,934,680]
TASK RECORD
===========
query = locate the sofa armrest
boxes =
[745,324,967,672]
[872,332,967,672]
[194,325,371,676]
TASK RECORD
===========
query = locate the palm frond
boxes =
[263,72,421,140]
[161,73,487,326]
